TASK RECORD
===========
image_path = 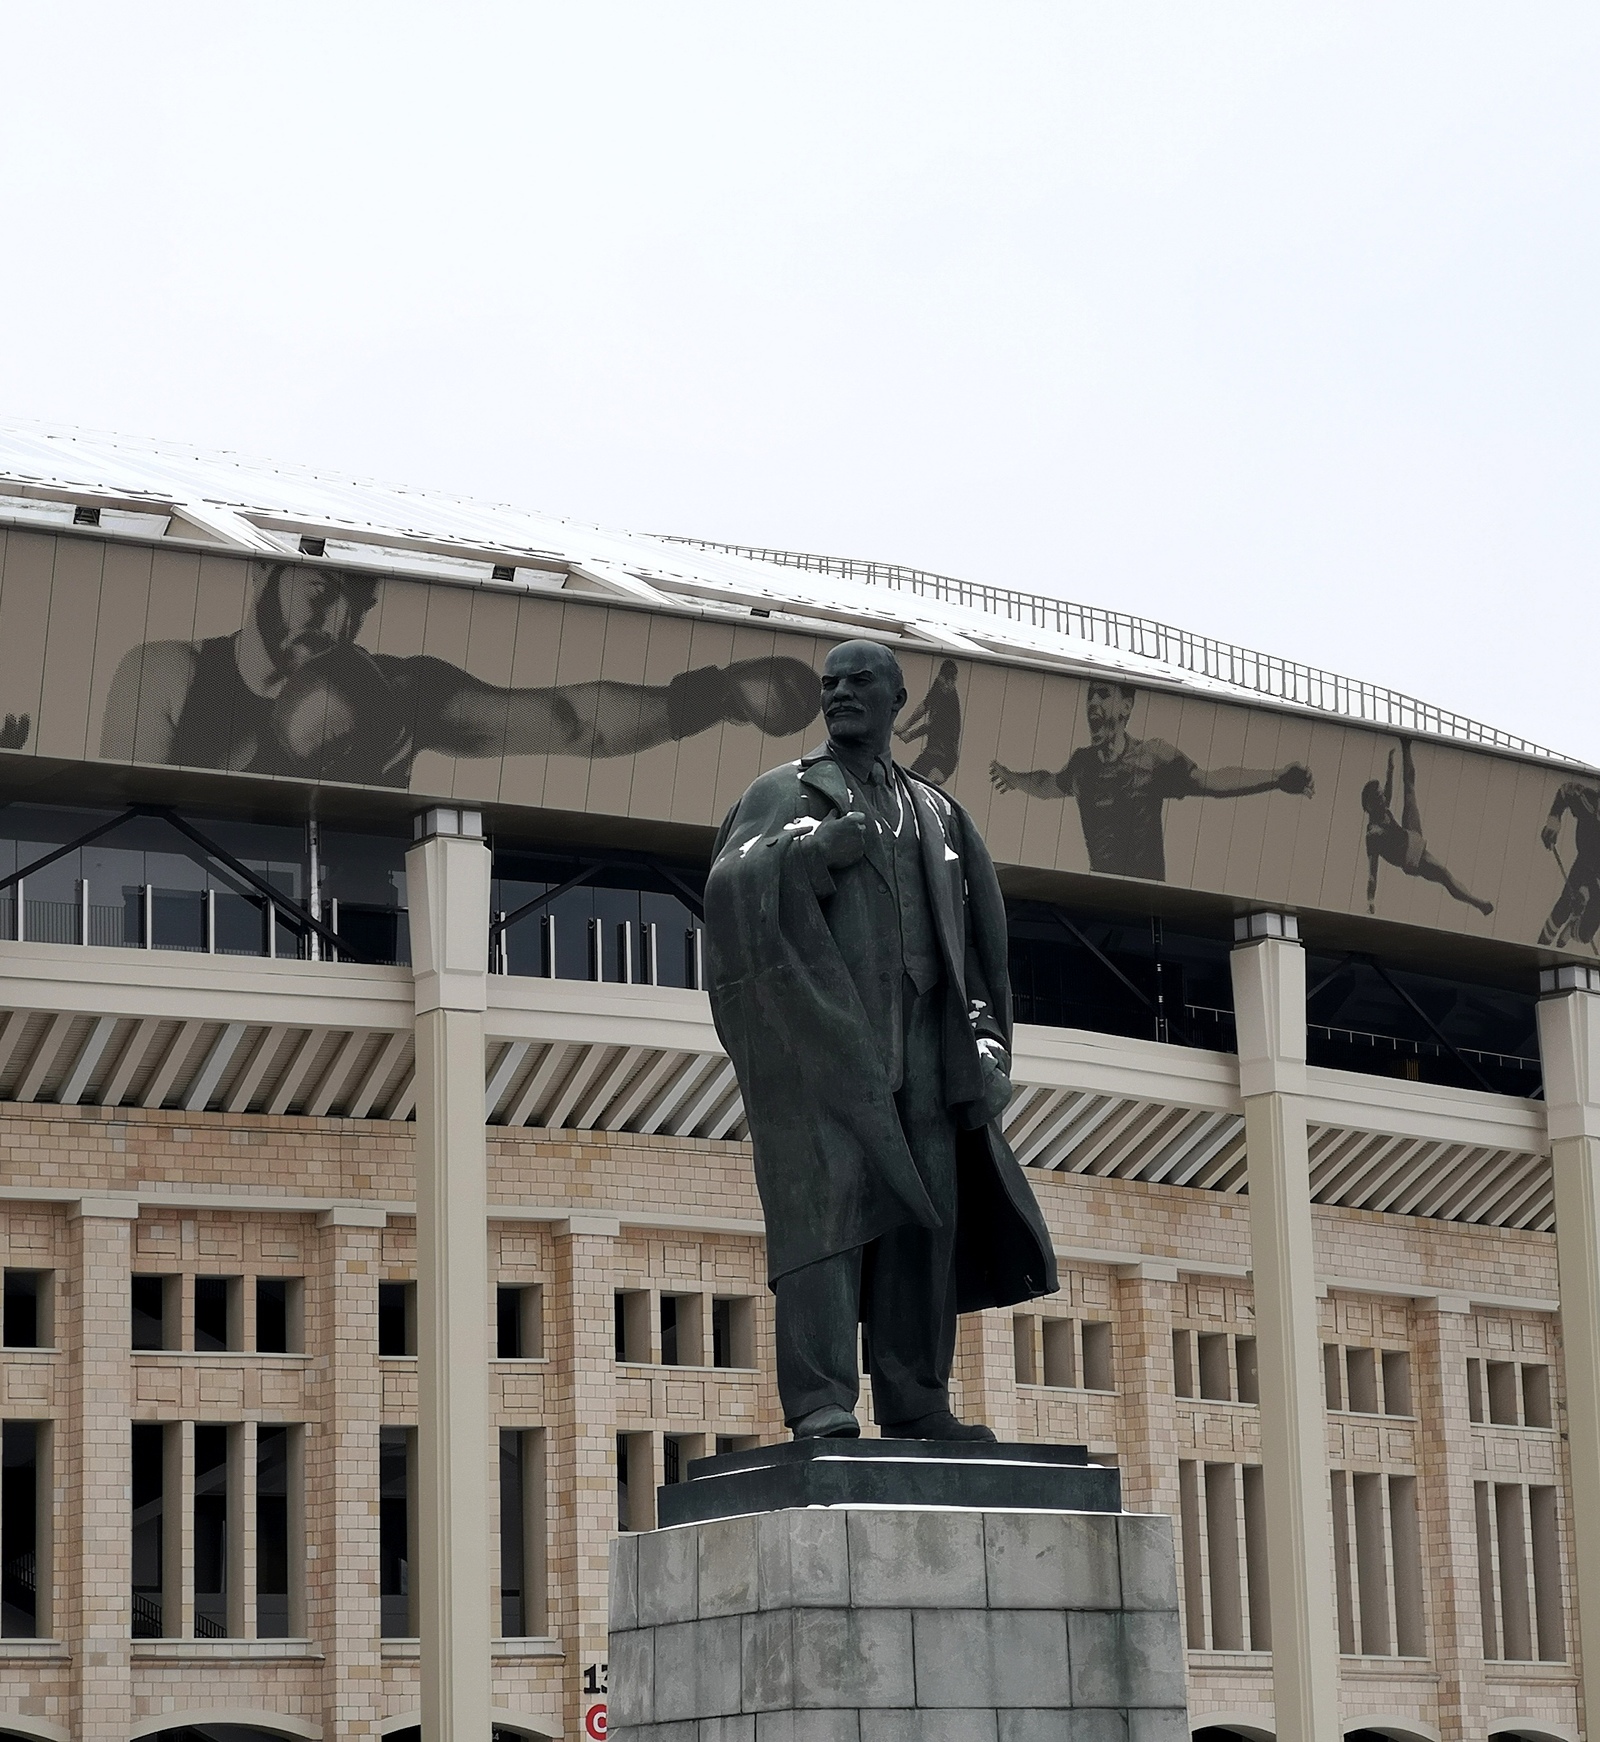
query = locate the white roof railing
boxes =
[660,537,1579,766]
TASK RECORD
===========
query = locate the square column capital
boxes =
[1229,927,1307,1097]
[406,822,491,1015]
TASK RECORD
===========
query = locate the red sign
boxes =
[585,1704,608,1740]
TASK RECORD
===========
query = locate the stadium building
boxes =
[0,422,1594,1742]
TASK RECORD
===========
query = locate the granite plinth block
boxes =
[609,1505,1187,1742]
[657,1440,1118,1527]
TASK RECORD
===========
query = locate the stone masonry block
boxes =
[1126,1715,1188,1742]
[1066,1612,1184,1710]
[861,1711,999,1742]
[911,1610,1071,1710]
[847,1511,987,1609]
[983,1513,1120,1611]
[701,1514,760,1617]
[742,1608,796,1712]
[657,1616,745,1721]
[1000,1717,1126,1742]
[613,1532,641,1631]
[642,1527,702,1626]
[792,1608,915,1709]
[701,1719,757,1742]
[1115,1517,1178,1612]
[612,1628,656,1728]
[760,1509,851,1610]
[756,1713,862,1742]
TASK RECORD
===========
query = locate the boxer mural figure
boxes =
[99,560,821,786]
[705,639,1056,1441]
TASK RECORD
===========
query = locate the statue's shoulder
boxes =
[736,758,810,807]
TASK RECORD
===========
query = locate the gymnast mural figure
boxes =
[1362,738,1493,917]
[894,659,962,785]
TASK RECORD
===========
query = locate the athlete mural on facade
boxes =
[988,679,1314,880]
[1361,739,1493,917]
[1538,778,1600,949]
[99,561,821,786]
[895,659,962,785]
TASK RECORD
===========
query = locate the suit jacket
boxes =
[705,744,1059,1307]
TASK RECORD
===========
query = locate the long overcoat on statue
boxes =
[704,747,1058,1310]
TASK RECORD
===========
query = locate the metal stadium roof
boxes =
[0,418,1577,766]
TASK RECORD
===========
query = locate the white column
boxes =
[1229,914,1340,1742]
[407,807,493,1742]
[1537,964,1600,1735]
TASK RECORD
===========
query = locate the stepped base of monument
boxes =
[610,1500,1189,1740]
[656,1438,1120,1526]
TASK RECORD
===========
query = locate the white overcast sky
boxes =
[1,6,1596,759]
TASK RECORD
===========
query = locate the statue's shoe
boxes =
[881,1410,997,1442]
[791,1405,861,1439]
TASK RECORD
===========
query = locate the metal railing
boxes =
[659,536,1578,765]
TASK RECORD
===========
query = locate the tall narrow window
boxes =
[1381,1350,1413,1418]
[1203,1463,1243,1650]
[1352,1471,1391,1655]
[1011,1315,1037,1384]
[711,1297,753,1369]
[1197,1333,1230,1401]
[1177,1460,1205,1647]
[193,1424,230,1637]
[1,1422,41,1637]
[1234,1337,1259,1404]
[1530,1485,1564,1661]
[131,1423,168,1637]
[257,1425,298,1639]
[132,1276,176,1351]
[2,1271,48,1348]
[614,1291,650,1363]
[1389,1475,1423,1656]
[1080,1321,1114,1392]
[1522,1364,1553,1430]
[1042,1319,1076,1388]
[1242,1464,1269,1649]
[379,1283,417,1357]
[1172,1330,1195,1399]
[194,1278,241,1352]
[660,1295,702,1365]
[1495,1483,1532,1660]
[1345,1347,1379,1415]
[256,1279,302,1354]
[1330,1471,1356,1654]
[497,1285,543,1360]
[499,1429,546,1637]
[380,1427,415,1637]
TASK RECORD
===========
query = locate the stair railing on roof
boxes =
[658,536,1575,765]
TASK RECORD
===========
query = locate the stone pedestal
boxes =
[609,1486,1189,1740]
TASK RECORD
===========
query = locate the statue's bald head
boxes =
[820,640,907,762]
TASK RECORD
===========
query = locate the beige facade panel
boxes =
[0,529,1593,951]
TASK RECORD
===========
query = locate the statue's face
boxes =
[821,642,906,755]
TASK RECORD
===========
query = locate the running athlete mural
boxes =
[99,560,820,787]
[987,678,1314,881]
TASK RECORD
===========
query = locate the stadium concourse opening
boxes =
[0,795,1545,1101]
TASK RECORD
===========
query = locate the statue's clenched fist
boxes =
[811,811,870,870]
